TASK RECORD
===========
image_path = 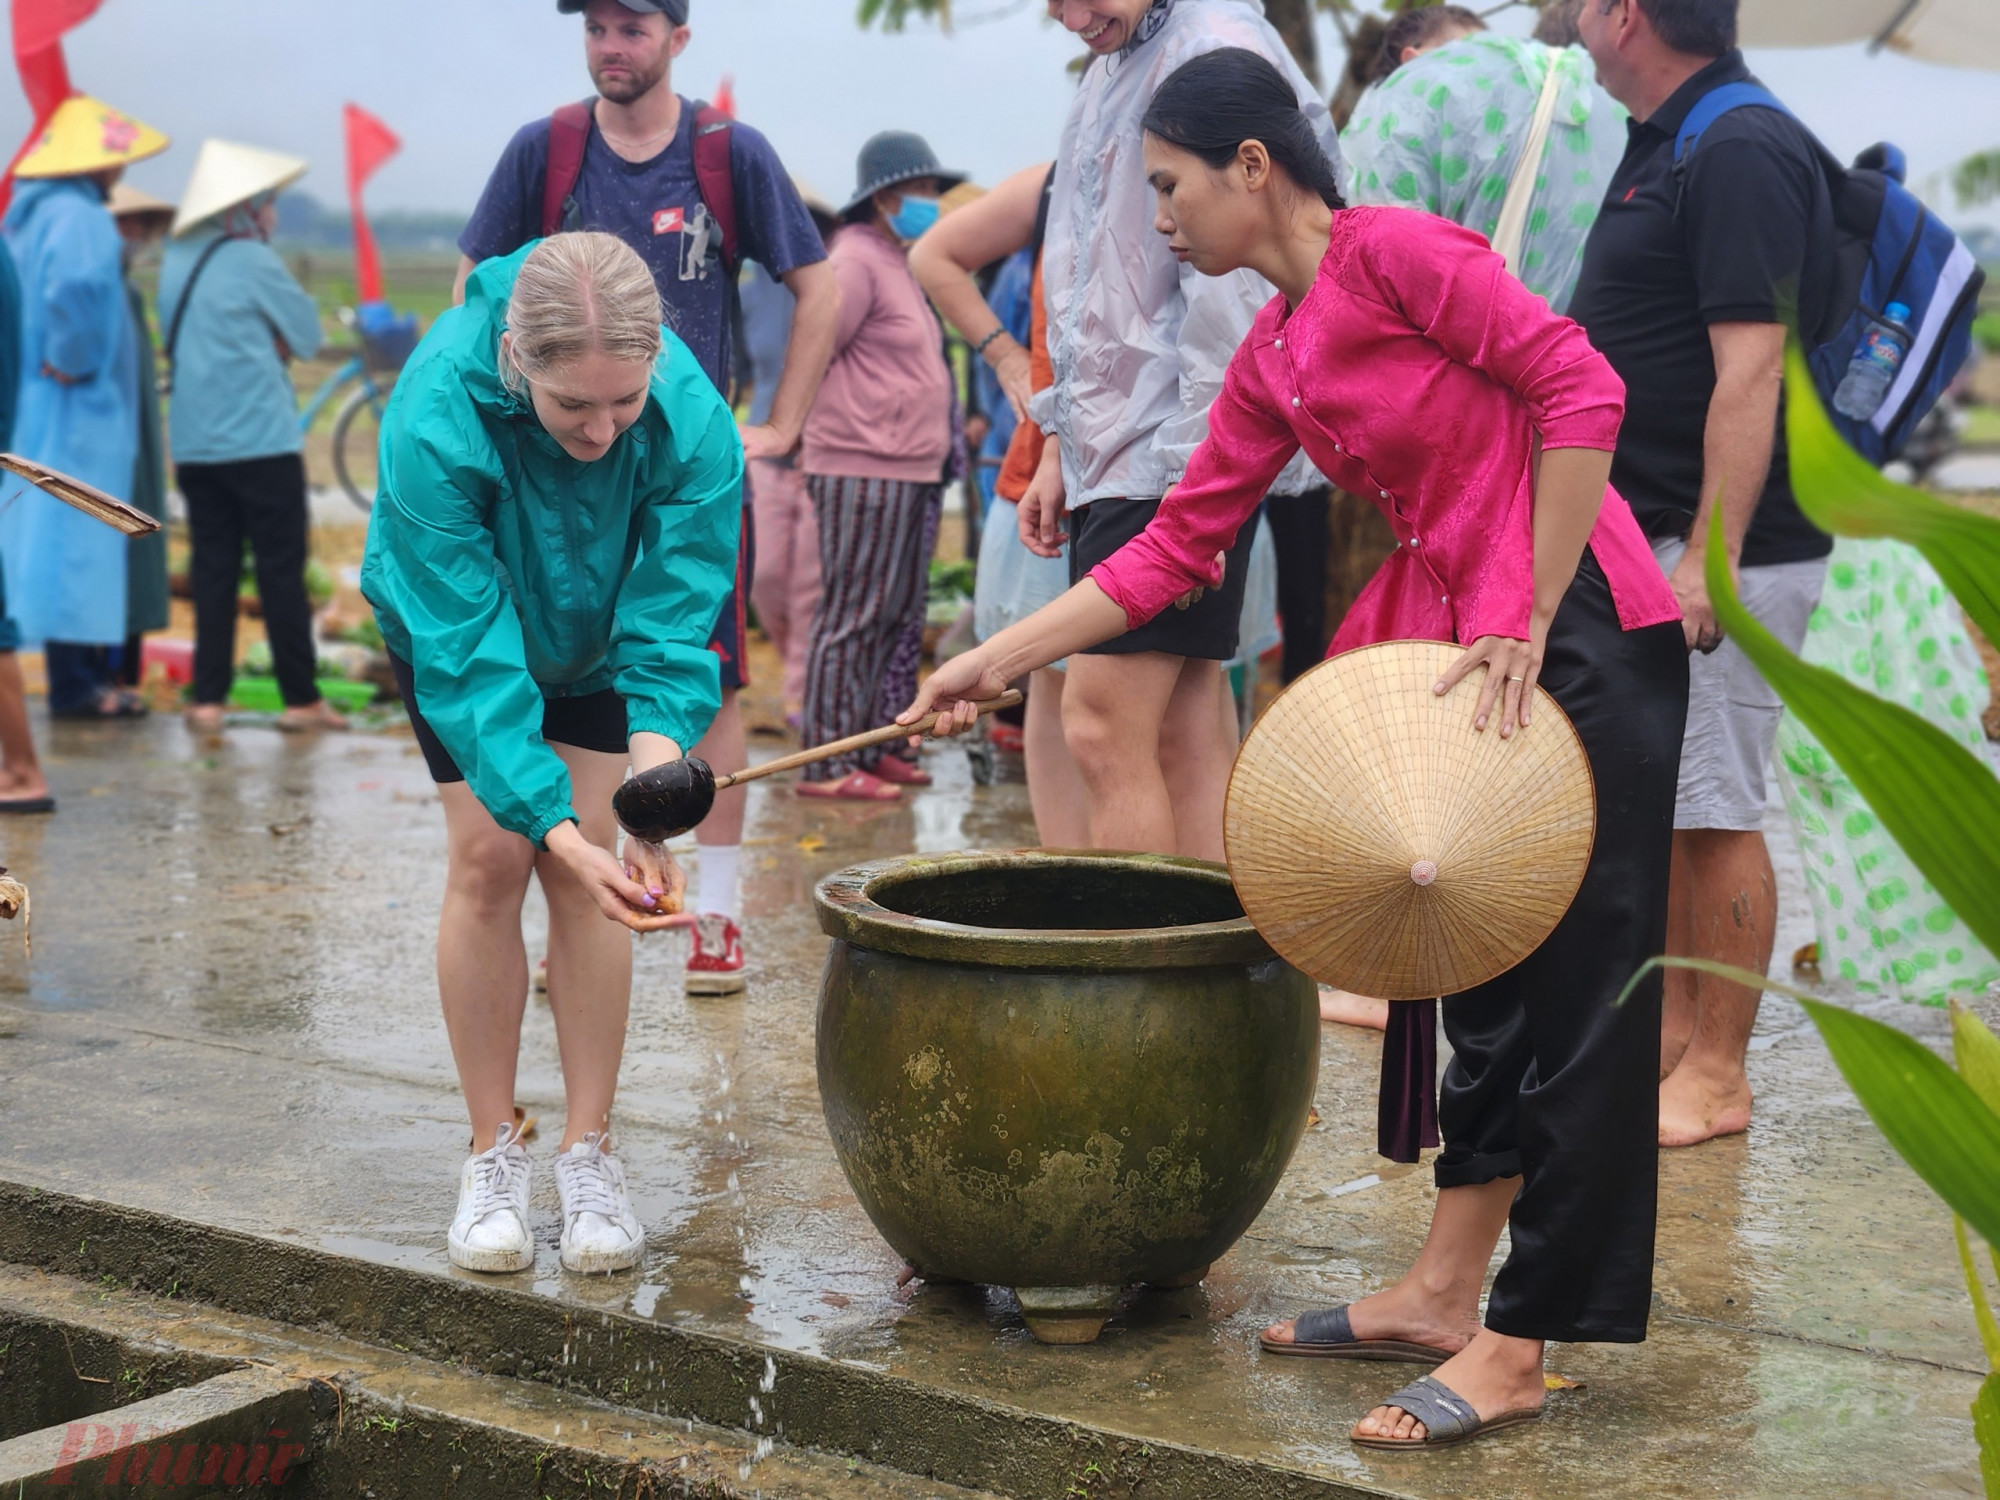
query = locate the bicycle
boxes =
[298,302,419,514]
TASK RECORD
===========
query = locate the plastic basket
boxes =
[354,301,420,373]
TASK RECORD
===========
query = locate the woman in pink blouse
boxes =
[903,49,1688,1451]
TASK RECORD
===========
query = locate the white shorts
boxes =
[1653,537,1827,832]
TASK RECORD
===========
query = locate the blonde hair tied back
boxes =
[501,231,663,396]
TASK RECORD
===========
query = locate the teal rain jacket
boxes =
[360,242,743,846]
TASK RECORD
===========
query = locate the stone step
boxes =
[0,1259,999,1500]
[0,1181,1384,1500]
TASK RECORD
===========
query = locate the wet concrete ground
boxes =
[0,708,1990,1496]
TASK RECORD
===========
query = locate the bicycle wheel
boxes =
[331,383,386,514]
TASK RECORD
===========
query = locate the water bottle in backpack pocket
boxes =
[1673,85,1986,468]
[1831,302,1911,421]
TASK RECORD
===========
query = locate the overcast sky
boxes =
[11,1,2000,230]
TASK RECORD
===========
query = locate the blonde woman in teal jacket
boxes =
[361,233,742,1277]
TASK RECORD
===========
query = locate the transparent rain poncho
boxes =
[1341,36,1627,313]
[1034,0,1341,508]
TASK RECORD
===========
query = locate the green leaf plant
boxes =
[1619,347,2000,1491]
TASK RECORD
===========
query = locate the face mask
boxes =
[887,194,940,243]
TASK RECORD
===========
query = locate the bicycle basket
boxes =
[354,300,420,373]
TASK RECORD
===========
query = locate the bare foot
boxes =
[1263,1277,1480,1356]
[1351,1328,1545,1445]
[184,703,225,735]
[276,700,349,733]
[1658,1061,1753,1147]
[1319,986,1389,1032]
[1659,1010,1696,1080]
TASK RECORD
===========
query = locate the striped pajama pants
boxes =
[801,474,943,781]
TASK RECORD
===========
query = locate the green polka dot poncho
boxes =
[1340,35,1626,313]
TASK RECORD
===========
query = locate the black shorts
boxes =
[1067,495,1262,660]
[389,652,627,784]
[707,492,754,692]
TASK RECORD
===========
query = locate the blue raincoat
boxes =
[0,177,137,646]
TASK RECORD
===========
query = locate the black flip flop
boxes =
[0,794,54,814]
[1259,1305,1452,1363]
[1351,1374,1542,1452]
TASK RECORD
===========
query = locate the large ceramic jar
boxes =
[814,850,1319,1344]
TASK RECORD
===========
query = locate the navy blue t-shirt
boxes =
[458,97,826,396]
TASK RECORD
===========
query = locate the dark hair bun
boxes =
[1142,48,1345,211]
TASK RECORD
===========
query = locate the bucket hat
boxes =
[557,0,690,21]
[171,140,308,237]
[839,131,966,221]
[14,95,168,180]
[1224,640,1596,1000]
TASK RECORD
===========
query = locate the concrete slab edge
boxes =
[0,1264,1001,1500]
[0,1179,1403,1500]
[0,1364,314,1498]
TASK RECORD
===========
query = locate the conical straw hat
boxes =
[171,139,307,237]
[1224,640,1596,1000]
[14,96,169,179]
[107,182,174,223]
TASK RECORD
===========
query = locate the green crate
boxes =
[226,677,379,714]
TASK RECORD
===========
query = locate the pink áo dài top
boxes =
[1090,208,1680,651]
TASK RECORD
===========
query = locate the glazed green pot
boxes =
[814,850,1319,1344]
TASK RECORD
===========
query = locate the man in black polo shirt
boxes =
[1570,0,1832,1149]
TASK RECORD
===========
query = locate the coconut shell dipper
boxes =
[614,691,1022,842]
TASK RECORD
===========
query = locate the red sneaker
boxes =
[686,913,747,995]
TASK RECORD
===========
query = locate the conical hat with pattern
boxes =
[15,95,169,179]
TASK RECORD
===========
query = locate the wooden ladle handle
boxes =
[716,691,1023,791]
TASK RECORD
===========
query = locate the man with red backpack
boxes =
[456,0,838,997]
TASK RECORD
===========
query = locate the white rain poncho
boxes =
[1035,0,1341,507]
[1342,36,1627,313]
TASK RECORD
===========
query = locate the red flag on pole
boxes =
[711,73,735,118]
[343,102,400,305]
[14,0,102,57]
[3,0,104,213]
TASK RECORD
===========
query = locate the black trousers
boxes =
[1265,486,1331,683]
[1435,549,1689,1344]
[179,455,321,709]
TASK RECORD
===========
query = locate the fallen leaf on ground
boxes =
[1305,1105,1322,1128]
[1544,1373,1584,1391]
[820,1292,852,1308]
[1791,941,1820,971]
[796,834,827,852]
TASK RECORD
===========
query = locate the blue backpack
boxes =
[1675,82,1986,468]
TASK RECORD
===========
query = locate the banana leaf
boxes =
[1957,1005,2000,1117]
[1702,509,2000,960]
[1980,1373,2000,1498]
[1784,343,2000,654]
[1794,993,2000,1266]
[1954,1007,2000,1368]
[1620,953,2000,1252]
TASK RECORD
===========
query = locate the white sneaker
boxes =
[448,1121,534,1273]
[554,1133,645,1274]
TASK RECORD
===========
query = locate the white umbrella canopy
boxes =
[1741,0,2000,72]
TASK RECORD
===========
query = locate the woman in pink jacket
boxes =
[904,49,1688,1452]
[798,131,963,802]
